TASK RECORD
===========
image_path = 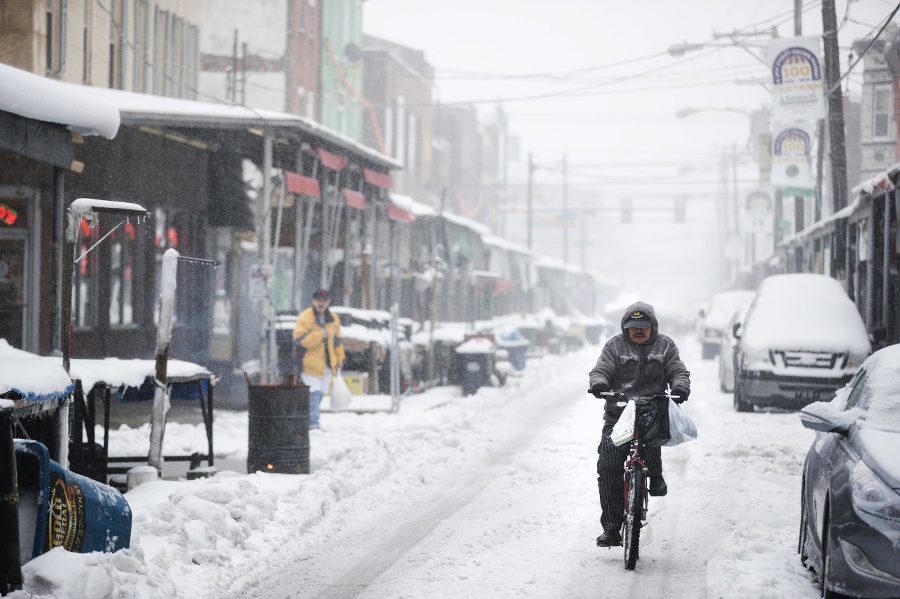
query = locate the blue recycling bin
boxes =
[497,329,529,371]
[14,440,131,561]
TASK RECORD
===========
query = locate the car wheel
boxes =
[820,505,850,599]
[733,378,753,412]
[799,476,810,567]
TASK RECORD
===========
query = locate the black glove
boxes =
[671,386,690,404]
[590,381,610,398]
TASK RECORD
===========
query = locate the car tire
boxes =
[820,502,850,599]
[799,475,810,568]
[734,378,753,412]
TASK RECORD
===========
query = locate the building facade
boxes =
[319,0,364,140]
[362,34,434,204]
[197,0,321,118]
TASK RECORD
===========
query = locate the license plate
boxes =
[795,389,818,404]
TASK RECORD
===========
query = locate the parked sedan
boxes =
[798,344,900,598]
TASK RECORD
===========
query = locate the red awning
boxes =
[363,168,394,189]
[283,170,320,197]
[316,148,348,171]
[342,188,366,211]
[387,202,416,223]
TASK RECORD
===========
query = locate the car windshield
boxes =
[857,345,900,430]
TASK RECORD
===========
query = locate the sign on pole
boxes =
[771,121,816,192]
[767,36,826,122]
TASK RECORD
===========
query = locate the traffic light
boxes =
[674,197,686,223]
[621,198,632,224]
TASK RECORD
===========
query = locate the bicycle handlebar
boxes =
[587,389,682,403]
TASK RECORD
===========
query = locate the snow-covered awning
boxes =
[851,162,900,196]
[72,84,400,171]
[0,63,120,139]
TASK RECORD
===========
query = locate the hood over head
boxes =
[620,301,658,340]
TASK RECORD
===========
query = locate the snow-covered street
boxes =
[12,335,824,598]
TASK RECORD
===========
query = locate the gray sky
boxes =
[363,0,899,314]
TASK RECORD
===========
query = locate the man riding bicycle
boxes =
[588,301,691,547]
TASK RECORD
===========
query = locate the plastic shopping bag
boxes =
[610,401,636,446]
[330,371,353,410]
[638,399,671,447]
[663,399,698,447]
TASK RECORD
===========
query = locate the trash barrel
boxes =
[497,329,529,371]
[14,439,131,563]
[455,338,494,397]
[247,383,310,474]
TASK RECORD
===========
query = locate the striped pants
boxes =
[596,423,662,532]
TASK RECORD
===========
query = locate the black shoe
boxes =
[649,476,667,497]
[596,529,622,547]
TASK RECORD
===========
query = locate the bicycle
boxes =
[595,390,674,570]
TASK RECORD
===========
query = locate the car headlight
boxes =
[741,347,771,365]
[845,352,868,370]
[851,461,900,521]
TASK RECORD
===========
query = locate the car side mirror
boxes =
[732,322,742,339]
[799,402,851,434]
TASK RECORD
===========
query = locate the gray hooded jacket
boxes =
[588,301,691,425]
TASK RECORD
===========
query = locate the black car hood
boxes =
[858,426,900,490]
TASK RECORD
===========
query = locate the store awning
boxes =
[284,169,320,197]
[387,202,415,223]
[363,167,394,189]
[317,148,348,171]
[342,188,366,211]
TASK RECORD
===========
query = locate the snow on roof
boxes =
[75,85,401,169]
[0,339,211,399]
[389,193,436,217]
[0,63,120,138]
[438,211,492,236]
[69,358,212,392]
[481,235,536,256]
[851,162,900,196]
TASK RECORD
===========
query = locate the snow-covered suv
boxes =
[732,274,871,412]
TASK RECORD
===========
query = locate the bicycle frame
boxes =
[623,401,650,525]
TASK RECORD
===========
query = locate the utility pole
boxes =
[822,0,849,213]
[527,152,533,250]
[795,0,802,35]
[562,154,568,265]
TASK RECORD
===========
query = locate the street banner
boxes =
[767,36,826,121]
[771,121,816,190]
[744,188,775,232]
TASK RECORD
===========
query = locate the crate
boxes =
[341,372,368,395]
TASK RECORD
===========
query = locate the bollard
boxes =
[0,408,23,596]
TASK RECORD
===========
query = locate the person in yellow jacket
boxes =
[293,288,345,429]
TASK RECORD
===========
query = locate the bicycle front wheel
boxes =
[623,466,644,570]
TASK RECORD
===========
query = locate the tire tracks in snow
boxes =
[242,353,592,599]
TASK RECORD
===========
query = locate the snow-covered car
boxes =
[697,289,755,360]
[732,274,871,412]
[717,303,750,393]
[797,344,900,598]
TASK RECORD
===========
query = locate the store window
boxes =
[109,221,138,326]
[73,219,98,329]
[873,84,893,139]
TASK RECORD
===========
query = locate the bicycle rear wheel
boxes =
[623,467,643,570]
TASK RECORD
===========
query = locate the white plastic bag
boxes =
[610,401,636,446]
[664,399,698,447]
[330,371,353,410]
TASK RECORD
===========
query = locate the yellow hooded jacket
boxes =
[292,307,345,377]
